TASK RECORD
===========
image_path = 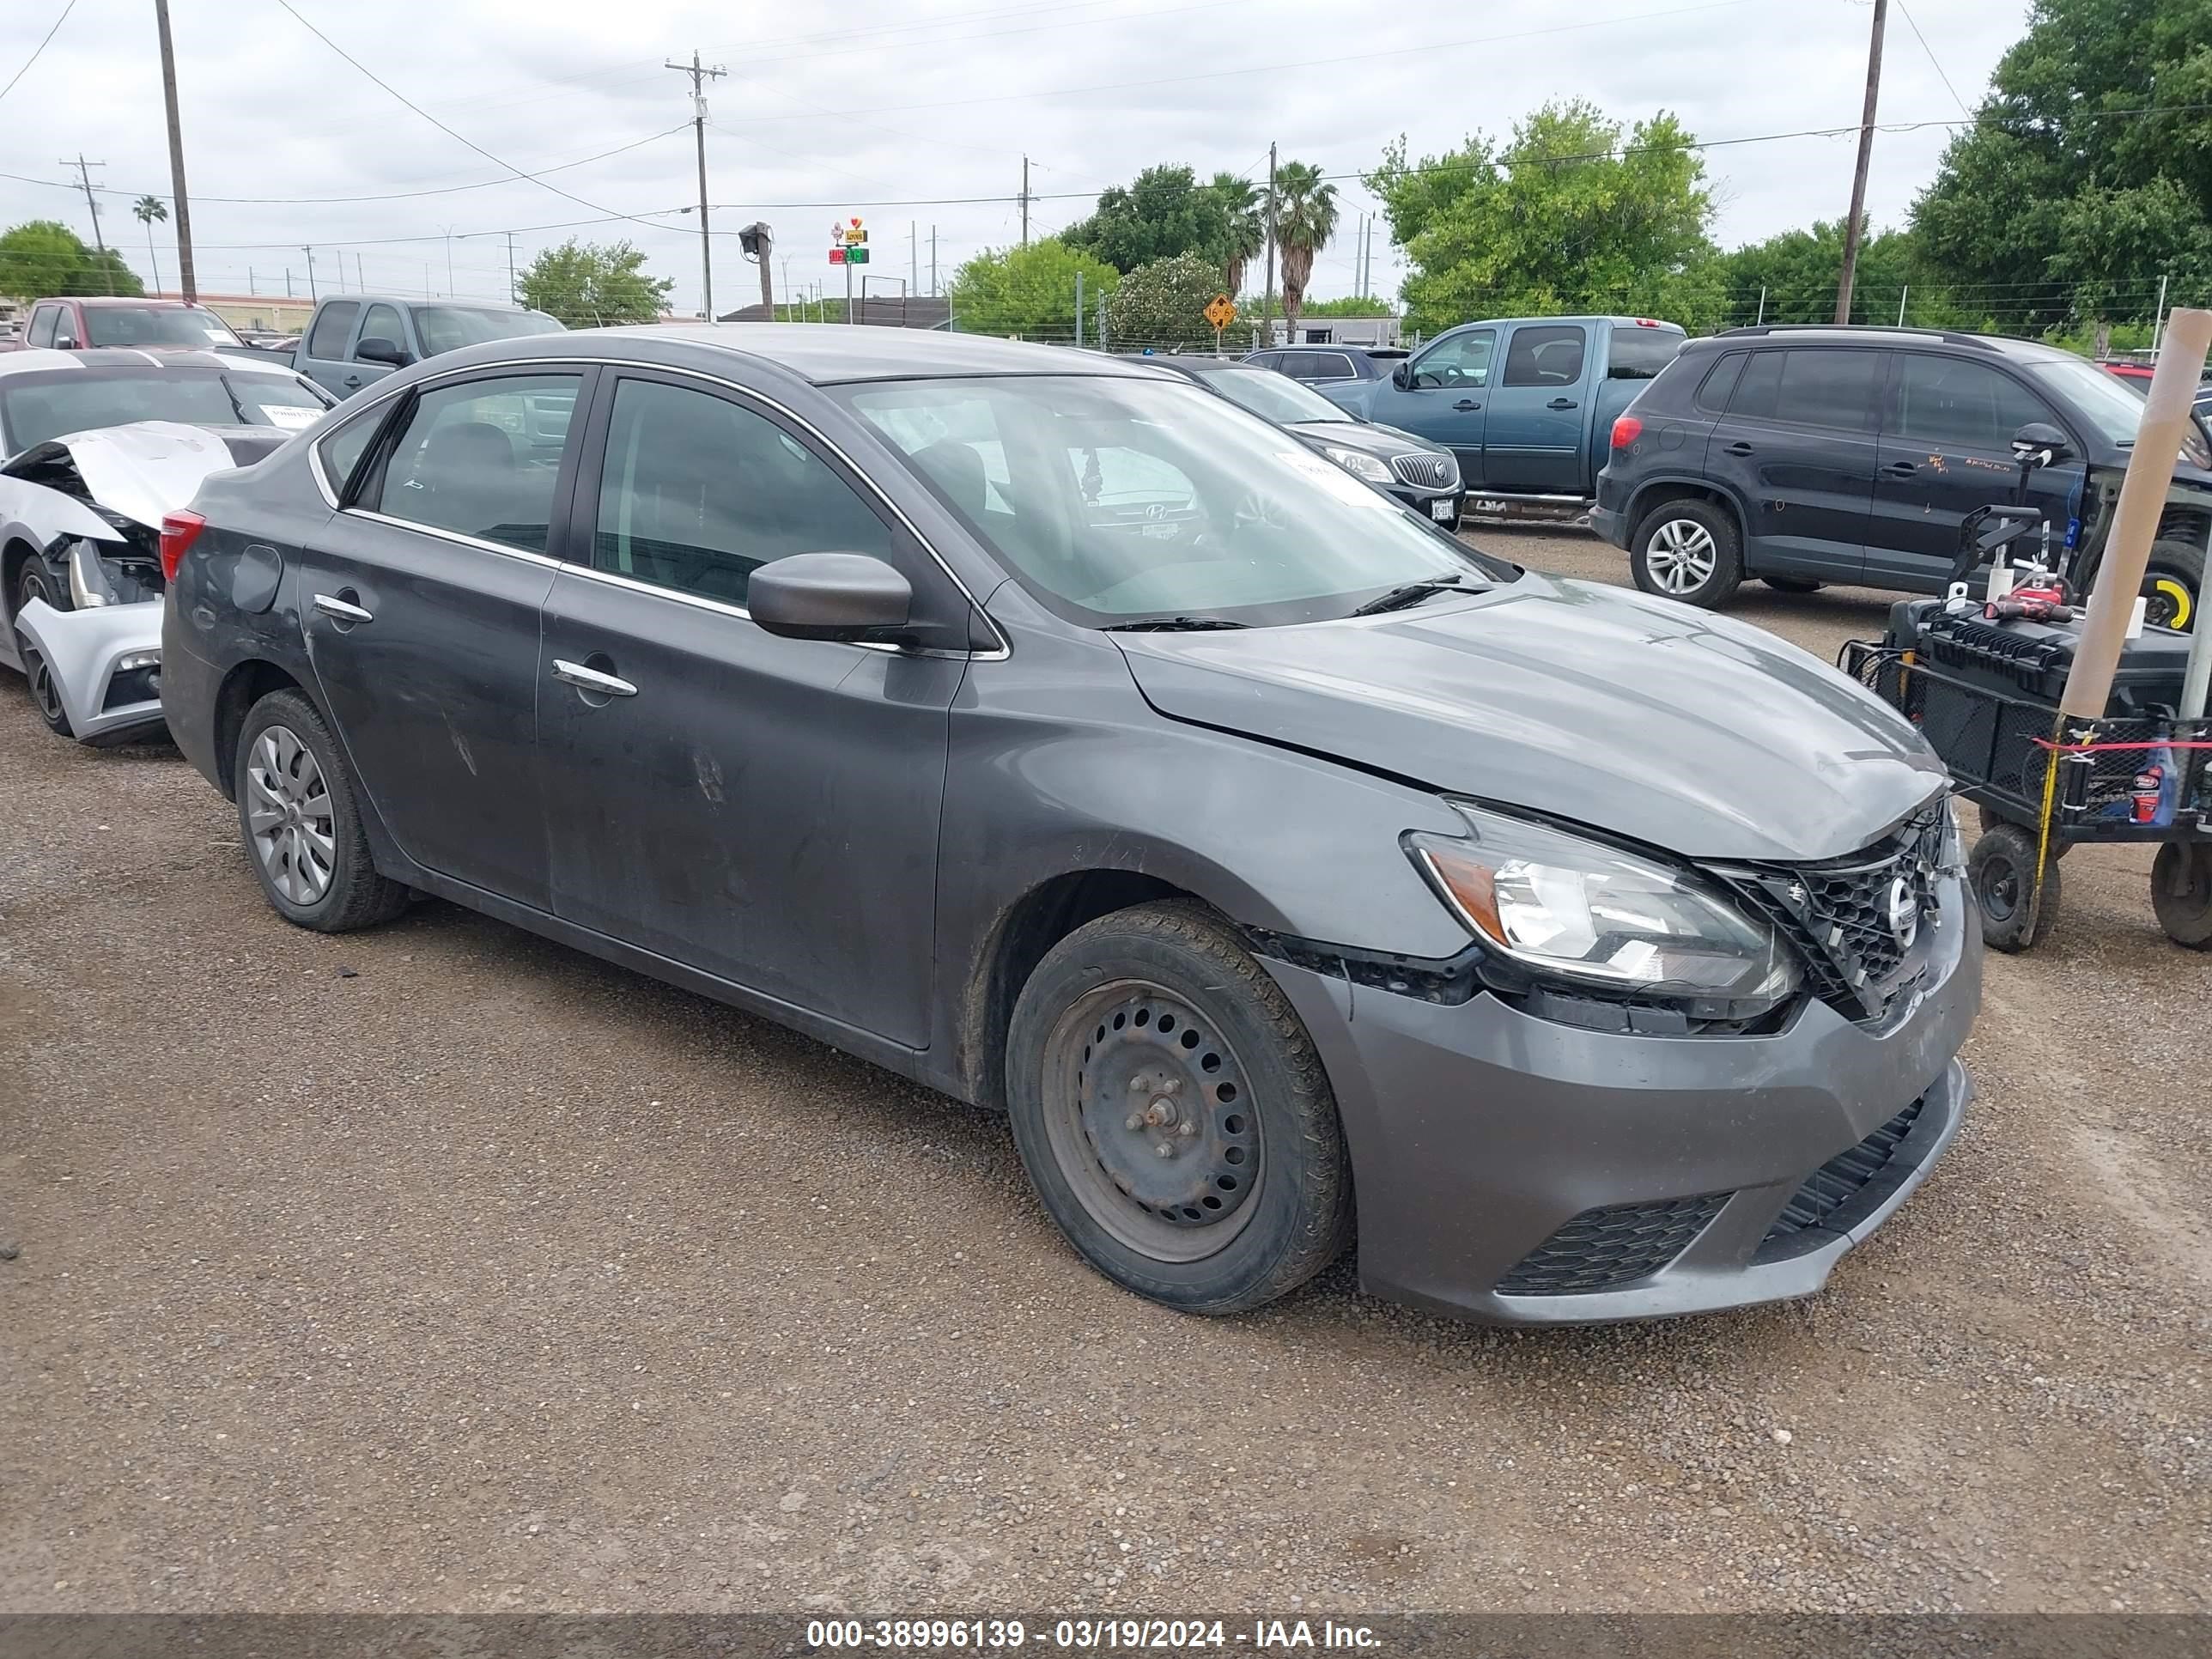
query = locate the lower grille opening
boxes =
[1757,1095,1928,1261]
[1495,1193,1729,1297]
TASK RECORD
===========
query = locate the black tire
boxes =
[2142,539,2202,633]
[1004,900,1352,1316]
[233,689,410,933]
[1760,574,1823,594]
[1969,823,2062,951]
[1977,802,2070,858]
[1629,497,1743,609]
[14,562,72,738]
[2149,842,2212,950]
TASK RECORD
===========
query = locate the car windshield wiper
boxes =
[1101,616,1250,632]
[1349,574,1473,617]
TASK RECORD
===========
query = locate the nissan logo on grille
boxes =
[1885,875,1920,951]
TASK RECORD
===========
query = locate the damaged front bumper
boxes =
[12,596,167,744]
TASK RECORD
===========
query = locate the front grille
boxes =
[1711,798,1952,1022]
[1758,1095,1928,1259]
[1495,1193,1729,1297]
[1389,452,1458,490]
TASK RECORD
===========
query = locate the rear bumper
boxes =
[158,595,228,790]
[1590,503,1630,548]
[1262,878,1982,1324]
[12,597,167,744]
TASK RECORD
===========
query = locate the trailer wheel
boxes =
[2150,842,2212,949]
[1969,823,2062,951]
[1977,803,2071,858]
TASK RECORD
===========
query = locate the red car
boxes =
[3,296,251,354]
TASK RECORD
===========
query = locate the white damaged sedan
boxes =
[0,348,331,742]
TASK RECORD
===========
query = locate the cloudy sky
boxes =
[1,0,2032,318]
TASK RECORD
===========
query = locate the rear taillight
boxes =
[158,509,206,581]
[1610,415,1644,450]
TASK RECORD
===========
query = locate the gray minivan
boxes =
[294,295,562,399]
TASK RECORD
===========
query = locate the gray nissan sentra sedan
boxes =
[158,327,1980,1325]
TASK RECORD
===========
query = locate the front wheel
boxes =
[1969,823,2062,951]
[14,563,72,737]
[2150,842,2212,949]
[2143,539,2202,632]
[1629,499,1742,608]
[1004,901,1352,1315]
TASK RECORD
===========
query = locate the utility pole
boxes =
[1261,142,1278,345]
[1364,217,1376,302]
[930,226,938,297]
[1020,156,1030,247]
[356,252,366,293]
[505,231,518,302]
[64,156,112,294]
[302,246,317,301]
[911,221,918,299]
[151,0,198,302]
[1834,0,1888,325]
[667,50,727,319]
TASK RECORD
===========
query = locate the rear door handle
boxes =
[312,592,373,625]
[551,659,638,697]
[1723,441,1754,456]
[1547,398,1579,410]
[1452,399,1482,411]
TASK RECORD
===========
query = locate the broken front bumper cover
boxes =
[13,596,167,743]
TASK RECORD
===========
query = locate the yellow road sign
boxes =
[1204,295,1237,331]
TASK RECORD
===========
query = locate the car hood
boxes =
[1112,572,1947,862]
[1,421,266,536]
[1287,420,1444,460]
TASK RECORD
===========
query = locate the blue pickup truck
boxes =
[1320,315,1685,512]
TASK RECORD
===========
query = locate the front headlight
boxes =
[1407,803,1799,1013]
[67,542,118,608]
[1322,445,1393,485]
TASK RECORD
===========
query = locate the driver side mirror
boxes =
[356,337,413,368]
[749,552,912,642]
[1390,361,1413,391]
[2011,421,2072,468]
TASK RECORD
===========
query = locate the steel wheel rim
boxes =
[245,724,337,905]
[1981,851,2022,921]
[1041,978,1261,1263]
[1645,519,1717,593]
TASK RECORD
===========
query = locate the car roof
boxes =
[46,296,208,310]
[321,294,537,311]
[1135,354,1258,374]
[1708,325,2080,366]
[581,323,1170,386]
[0,346,307,379]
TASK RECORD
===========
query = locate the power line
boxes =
[1893,0,1974,118]
[0,0,76,106]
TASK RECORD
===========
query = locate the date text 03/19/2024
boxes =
[801,1619,1385,1650]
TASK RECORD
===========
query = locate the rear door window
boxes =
[366,373,582,551]
[1693,352,1746,415]
[306,301,360,361]
[1771,349,1882,430]
[1503,325,1588,387]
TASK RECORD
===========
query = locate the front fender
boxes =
[14,596,166,743]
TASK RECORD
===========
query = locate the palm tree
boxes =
[132,196,167,295]
[1269,161,1338,345]
[1208,172,1263,298]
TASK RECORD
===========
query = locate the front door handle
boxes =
[1882,459,1919,477]
[312,592,373,625]
[1723,441,1754,457]
[551,658,638,698]
[1452,399,1482,411]
[1547,397,1579,410]
[342,374,362,389]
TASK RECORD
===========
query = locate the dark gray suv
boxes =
[1595,325,2209,631]
[159,327,1979,1326]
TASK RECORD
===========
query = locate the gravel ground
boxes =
[2,526,2207,1616]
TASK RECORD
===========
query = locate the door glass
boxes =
[357,304,406,359]
[1694,352,1745,415]
[1503,325,1587,387]
[592,378,894,608]
[1890,355,2056,449]
[1411,329,1495,389]
[1317,353,1357,380]
[27,307,58,348]
[1771,349,1881,430]
[306,301,360,360]
[318,405,387,498]
[369,374,580,551]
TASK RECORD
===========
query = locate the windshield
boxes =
[415,306,564,356]
[2029,354,2212,465]
[83,305,246,349]
[0,368,331,454]
[841,374,1506,628]
[1194,366,1354,426]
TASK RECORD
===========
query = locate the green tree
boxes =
[1208,172,1264,295]
[1712,219,1941,326]
[132,196,168,295]
[946,238,1118,338]
[1270,160,1339,343]
[0,220,144,301]
[1298,295,1395,318]
[1366,102,1718,334]
[1103,251,1222,348]
[1912,0,2212,338]
[1063,165,1238,275]
[515,239,672,327]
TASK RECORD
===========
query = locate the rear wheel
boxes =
[2150,842,2212,949]
[2142,540,2201,632]
[1970,823,2062,951]
[234,689,410,933]
[1629,498,1742,608]
[1005,901,1352,1315]
[14,562,71,737]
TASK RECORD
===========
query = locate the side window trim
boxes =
[1883,350,2065,450]
[1738,347,1885,434]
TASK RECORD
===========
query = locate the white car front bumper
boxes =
[13,596,167,743]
